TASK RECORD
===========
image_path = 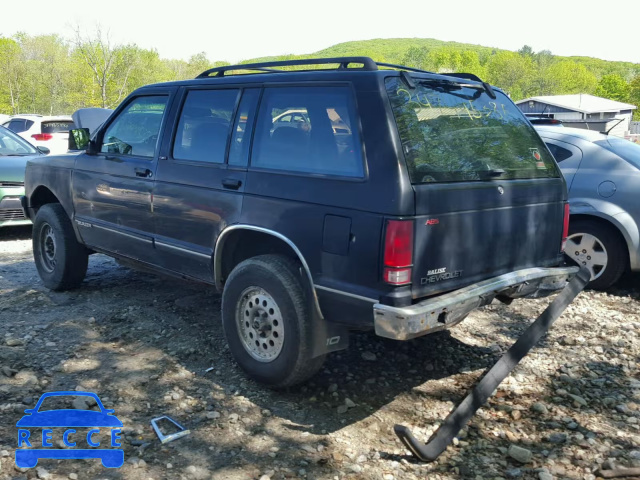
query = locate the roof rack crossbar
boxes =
[376,62,435,75]
[197,57,378,78]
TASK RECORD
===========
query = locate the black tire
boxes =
[565,218,627,290]
[32,204,88,291]
[221,254,324,388]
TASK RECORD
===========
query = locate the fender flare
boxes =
[213,225,324,319]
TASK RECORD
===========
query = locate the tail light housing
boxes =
[383,219,414,285]
[32,133,53,141]
[561,203,570,252]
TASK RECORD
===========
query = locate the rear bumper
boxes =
[374,266,579,340]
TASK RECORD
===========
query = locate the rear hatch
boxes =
[385,76,566,298]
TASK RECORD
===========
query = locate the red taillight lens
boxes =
[383,220,414,285]
[32,133,53,141]
[561,203,570,252]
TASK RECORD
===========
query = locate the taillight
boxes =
[383,219,414,285]
[32,133,53,141]
[561,203,570,252]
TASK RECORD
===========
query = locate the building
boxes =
[516,94,637,137]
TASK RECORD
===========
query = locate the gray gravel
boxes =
[1,225,639,480]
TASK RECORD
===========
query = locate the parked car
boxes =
[0,125,48,228]
[22,57,577,387]
[537,126,640,289]
[2,115,76,155]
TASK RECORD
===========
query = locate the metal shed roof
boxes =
[515,94,637,114]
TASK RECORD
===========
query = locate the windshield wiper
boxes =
[418,78,496,100]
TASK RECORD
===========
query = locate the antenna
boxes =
[604,118,625,135]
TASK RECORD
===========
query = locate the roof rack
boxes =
[197,57,378,78]
[195,57,491,92]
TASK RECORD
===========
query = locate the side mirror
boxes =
[36,146,50,155]
[68,128,92,152]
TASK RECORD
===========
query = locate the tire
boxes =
[565,218,627,290]
[32,203,88,291]
[221,254,325,388]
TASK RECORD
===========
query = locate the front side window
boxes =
[101,96,168,157]
[173,89,239,164]
[386,77,560,183]
[251,86,364,177]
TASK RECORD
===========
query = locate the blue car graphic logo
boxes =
[15,391,123,468]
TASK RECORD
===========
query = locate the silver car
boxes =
[536,126,640,289]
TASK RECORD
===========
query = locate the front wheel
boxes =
[221,255,324,388]
[565,219,627,290]
[32,204,88,291]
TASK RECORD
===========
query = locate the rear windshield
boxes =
[594,137,640,169]
[42,121,76,133]
[385,77,560,183]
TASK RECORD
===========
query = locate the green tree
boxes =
[485,51,534,99]
[629,76,640,120]
[595,73,630,101]
[546,61,597,95]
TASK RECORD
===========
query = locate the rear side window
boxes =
[385,77,560,183]
[251,86,363,178]
[41,121,76,133]
[173,89,239,164]
[6,119,34,133]
[545,143,573,162]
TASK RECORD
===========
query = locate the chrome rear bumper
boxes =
[373,266,579,340]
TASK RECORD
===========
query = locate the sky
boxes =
[1,0,638,64]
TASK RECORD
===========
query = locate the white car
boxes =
[2,115,76,155]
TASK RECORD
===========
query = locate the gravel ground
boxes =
[1,225,639,480]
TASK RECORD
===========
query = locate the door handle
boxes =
[222,178,242,190]
[135,168,153,178]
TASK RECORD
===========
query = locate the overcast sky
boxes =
[1,0,638,64]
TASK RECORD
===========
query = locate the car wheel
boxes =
[221,254,325,388]
[565,218,627,290]
[32,203,88,291]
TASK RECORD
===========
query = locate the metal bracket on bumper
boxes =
[393,267,591,462]
[374,266,579,340]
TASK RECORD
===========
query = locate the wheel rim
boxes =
[236,287,284,363]
[566,232,608,280]
[39,223,57,273]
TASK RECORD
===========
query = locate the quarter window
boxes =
[251,86,363,177]
[173,89,239,164]
[545,143,573,163]
[101,96,168,158]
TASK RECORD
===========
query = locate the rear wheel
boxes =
[32,204,88,291]
[565,218,627,290]
[221,254,324,388]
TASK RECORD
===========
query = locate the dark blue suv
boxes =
[22,57,577,387]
